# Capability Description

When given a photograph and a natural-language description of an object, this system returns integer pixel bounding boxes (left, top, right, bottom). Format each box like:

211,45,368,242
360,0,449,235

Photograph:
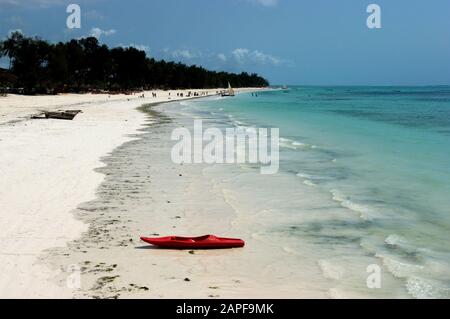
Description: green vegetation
0,32,269,95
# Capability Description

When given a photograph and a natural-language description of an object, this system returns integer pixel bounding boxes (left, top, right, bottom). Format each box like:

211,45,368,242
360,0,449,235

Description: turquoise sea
169,86,450,298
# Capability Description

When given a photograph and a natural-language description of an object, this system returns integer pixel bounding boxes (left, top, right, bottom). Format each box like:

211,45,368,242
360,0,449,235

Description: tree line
0,32,269,95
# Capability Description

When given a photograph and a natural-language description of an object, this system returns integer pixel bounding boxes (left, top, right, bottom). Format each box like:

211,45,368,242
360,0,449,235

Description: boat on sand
32,110,82,120
221,82,235,97
140,235,245,249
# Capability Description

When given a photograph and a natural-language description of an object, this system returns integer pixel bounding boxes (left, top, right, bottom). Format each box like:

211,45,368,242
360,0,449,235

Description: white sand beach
0,89,272,299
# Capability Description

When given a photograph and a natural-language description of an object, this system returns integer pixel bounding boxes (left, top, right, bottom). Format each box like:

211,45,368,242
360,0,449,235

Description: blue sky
1,0,450,85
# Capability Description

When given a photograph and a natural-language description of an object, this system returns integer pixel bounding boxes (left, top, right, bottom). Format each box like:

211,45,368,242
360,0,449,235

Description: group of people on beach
103,91,220,101
106,90,217,101
175,91,210,98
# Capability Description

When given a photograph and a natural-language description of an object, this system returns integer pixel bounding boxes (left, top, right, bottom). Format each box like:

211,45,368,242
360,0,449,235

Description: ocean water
164,86,450,298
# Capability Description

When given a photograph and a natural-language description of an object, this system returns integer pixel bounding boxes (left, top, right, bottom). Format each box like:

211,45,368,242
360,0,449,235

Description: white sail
221,82,235,97
228,82,235,96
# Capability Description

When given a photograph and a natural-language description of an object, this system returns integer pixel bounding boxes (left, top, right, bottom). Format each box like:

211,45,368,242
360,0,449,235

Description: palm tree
1,31,24,70
1,32,269,94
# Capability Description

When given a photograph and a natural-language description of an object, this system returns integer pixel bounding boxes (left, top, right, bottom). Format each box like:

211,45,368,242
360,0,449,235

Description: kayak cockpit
172,235,215,242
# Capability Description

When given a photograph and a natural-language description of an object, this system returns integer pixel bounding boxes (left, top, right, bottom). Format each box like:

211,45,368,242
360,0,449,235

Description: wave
377,253,450,298
296,172,314,179
406,277,450,299
279,137,315,150
303,180,317,187
330,189,374,221
384,234,419,258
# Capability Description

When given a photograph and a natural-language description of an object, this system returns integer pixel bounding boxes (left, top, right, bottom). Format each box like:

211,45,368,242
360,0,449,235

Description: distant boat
221,82,235,97
281,85,289,90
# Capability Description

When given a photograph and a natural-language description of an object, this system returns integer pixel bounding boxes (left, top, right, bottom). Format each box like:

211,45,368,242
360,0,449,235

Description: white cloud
246,0,279,7
231,48,249,63
231,48,281,66
156,47,286,70
171,49,199,60
89,27,116,39
252,50,281,65
217,53,227,62
120,43,150,53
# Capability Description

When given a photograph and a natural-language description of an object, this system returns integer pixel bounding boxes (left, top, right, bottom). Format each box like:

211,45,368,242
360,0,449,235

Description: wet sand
0,89,261,298
44,102,326,299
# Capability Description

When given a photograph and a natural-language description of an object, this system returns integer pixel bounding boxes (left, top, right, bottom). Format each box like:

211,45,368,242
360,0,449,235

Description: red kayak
140,235,245,249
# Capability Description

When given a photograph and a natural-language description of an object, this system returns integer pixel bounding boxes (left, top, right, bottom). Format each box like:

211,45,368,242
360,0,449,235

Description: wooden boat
140,235,245,249
221,82,235,97
44,110,82,120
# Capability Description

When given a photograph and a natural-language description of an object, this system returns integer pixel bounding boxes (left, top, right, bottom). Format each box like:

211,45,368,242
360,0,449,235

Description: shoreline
0,88,261,126
41,98,326,299
0,88,265,298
